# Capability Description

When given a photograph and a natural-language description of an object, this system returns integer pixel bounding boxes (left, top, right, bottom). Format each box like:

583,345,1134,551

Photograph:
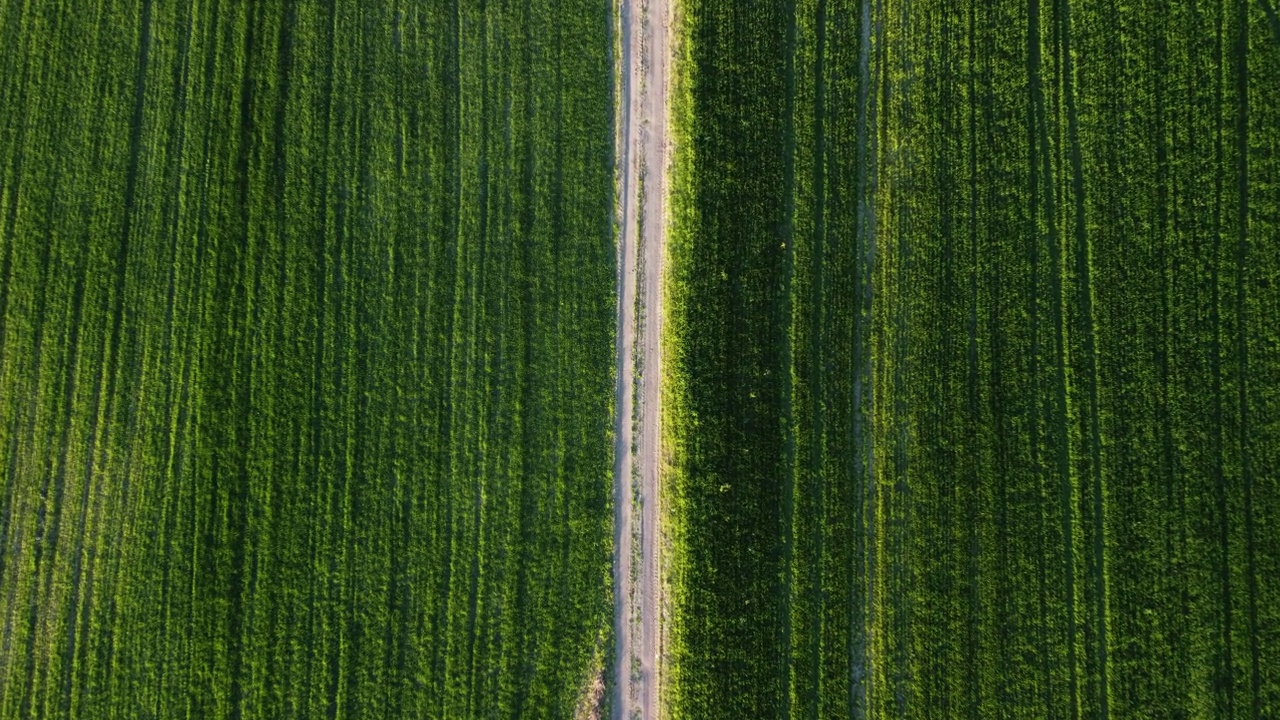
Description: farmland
0,1,615,719
664,0,1280,717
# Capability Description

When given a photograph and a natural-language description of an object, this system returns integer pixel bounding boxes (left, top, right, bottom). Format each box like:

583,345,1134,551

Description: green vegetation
0,1,615,718
664,0,1280,717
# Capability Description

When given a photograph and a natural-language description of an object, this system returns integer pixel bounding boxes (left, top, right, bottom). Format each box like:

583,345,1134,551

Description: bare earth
613,0,670,716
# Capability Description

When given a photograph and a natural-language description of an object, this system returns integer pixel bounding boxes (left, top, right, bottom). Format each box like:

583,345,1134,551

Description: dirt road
613,0,669,715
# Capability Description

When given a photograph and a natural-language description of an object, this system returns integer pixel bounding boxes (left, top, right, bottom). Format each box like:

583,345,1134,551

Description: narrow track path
613,0,670,715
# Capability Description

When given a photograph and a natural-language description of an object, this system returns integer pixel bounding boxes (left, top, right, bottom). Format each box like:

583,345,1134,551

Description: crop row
664,0,1280,717
0,1,616,719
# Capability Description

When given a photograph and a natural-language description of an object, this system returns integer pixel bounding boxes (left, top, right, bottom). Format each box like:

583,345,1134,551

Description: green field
664,0,1280,717
0,1,615,718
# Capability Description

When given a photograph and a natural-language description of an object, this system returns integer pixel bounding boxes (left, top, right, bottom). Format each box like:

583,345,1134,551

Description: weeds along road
613,0,670,715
